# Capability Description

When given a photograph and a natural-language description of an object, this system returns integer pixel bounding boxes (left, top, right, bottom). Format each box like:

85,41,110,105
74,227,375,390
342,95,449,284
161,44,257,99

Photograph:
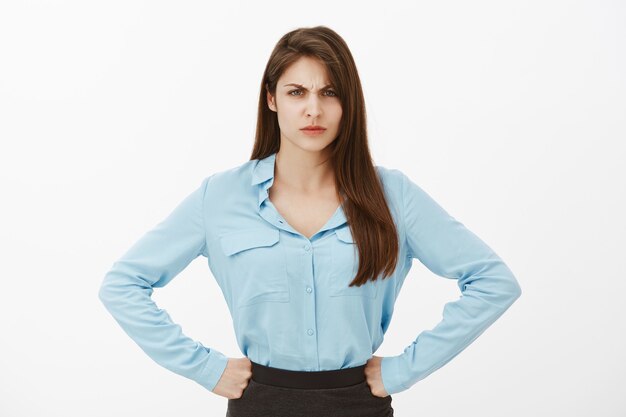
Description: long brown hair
250,26,399,287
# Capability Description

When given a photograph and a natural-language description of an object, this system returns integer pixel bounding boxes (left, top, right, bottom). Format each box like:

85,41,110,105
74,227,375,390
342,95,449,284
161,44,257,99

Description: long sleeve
380,171,522,395
98,175,229,392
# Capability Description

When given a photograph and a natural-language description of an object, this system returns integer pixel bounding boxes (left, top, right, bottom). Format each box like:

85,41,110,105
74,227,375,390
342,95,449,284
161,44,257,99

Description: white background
1,1,624,416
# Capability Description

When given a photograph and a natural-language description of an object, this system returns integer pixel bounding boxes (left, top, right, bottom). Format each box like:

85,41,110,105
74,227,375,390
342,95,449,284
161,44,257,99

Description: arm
98,175,229,392
380,171,522,395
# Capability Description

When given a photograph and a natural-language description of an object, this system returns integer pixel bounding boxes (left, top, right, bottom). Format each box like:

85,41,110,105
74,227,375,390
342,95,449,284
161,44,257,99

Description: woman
99,26,522,417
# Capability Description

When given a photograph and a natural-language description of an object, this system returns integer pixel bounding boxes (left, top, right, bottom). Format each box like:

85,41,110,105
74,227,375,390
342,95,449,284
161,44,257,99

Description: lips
300,126,326,136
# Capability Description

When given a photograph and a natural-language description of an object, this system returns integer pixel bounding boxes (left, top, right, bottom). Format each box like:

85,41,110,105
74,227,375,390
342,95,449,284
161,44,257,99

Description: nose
305,94,322,118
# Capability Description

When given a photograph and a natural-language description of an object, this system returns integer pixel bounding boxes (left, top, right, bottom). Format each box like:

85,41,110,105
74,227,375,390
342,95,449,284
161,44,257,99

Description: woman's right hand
211,357,253,399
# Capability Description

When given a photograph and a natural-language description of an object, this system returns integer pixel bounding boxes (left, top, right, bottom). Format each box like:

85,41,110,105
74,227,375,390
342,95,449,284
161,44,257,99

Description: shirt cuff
381,354,410,395
196,348,229,392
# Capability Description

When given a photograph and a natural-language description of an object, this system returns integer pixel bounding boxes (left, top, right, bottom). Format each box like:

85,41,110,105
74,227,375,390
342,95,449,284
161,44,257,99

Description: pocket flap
219,228,280,256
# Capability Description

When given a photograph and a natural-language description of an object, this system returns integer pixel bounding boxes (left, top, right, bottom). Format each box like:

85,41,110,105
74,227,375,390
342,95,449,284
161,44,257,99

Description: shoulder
374,165,432,213
202,158,259,189
373,164,412,218
375,164,410,192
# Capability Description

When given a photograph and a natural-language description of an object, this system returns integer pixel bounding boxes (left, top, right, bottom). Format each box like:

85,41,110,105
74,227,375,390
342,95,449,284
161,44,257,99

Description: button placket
301,238,318,367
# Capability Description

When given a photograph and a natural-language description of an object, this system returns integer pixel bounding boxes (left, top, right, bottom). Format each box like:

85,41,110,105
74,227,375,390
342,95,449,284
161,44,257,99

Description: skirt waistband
250,361,366,389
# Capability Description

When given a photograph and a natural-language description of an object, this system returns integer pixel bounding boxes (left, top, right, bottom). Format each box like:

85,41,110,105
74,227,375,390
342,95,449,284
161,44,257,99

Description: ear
266,88,277,112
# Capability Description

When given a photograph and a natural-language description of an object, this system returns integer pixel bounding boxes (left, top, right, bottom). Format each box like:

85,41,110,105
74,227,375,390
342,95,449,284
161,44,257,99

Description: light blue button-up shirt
98,152,522,396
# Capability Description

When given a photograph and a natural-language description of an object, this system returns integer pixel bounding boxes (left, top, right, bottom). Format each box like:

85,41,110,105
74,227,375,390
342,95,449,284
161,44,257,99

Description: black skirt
226,361,394,417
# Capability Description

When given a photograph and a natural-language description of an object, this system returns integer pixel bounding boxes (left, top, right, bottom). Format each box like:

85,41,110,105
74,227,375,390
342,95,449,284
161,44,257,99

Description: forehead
278,56,331,86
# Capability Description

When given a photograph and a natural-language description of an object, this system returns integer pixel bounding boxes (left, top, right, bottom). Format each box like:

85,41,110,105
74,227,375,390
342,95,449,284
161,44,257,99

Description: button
307,329,314,336
278,220,283,223
306,287,312,293
304,244,311,251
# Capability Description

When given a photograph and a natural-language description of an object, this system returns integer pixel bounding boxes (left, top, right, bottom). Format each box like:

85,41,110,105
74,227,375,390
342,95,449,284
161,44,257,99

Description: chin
298,140,335,153
282,131,337,153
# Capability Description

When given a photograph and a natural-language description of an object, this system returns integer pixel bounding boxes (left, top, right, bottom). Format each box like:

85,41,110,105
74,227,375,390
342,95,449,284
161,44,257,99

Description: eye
287,89,338,97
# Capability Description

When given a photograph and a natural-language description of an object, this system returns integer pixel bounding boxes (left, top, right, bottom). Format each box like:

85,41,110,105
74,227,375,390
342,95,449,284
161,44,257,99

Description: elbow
98,270,125,309
98,267,153,311
98,274,114,308
503,273,522,308
493,260,522,308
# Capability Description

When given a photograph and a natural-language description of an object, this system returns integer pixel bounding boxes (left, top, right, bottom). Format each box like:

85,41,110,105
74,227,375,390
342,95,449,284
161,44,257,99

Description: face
267,56,343,155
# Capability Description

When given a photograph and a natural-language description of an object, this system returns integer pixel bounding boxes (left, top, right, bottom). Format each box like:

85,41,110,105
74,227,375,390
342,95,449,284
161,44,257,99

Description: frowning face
267,56,343,154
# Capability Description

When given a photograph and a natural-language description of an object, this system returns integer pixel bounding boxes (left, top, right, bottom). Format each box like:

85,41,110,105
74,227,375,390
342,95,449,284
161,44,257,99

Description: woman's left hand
364,355,390,397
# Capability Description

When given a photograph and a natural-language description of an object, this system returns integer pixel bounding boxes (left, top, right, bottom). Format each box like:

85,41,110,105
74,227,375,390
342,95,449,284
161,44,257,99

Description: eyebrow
283,83,335,91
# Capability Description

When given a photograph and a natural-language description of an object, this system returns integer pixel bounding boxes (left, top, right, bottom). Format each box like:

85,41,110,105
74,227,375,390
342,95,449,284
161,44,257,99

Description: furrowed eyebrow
283,83,334,91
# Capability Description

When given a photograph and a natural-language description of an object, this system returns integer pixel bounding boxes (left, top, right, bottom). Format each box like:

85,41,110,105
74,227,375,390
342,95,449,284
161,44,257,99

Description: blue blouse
98,152,522,396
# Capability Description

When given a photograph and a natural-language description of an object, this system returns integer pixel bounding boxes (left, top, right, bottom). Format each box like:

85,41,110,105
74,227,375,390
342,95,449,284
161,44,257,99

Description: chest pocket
330,225,378,299
219,227,290,309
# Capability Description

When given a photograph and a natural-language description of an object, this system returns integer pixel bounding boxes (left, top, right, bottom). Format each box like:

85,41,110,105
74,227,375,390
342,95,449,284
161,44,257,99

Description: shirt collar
251,152,277,208
251,151,347,230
